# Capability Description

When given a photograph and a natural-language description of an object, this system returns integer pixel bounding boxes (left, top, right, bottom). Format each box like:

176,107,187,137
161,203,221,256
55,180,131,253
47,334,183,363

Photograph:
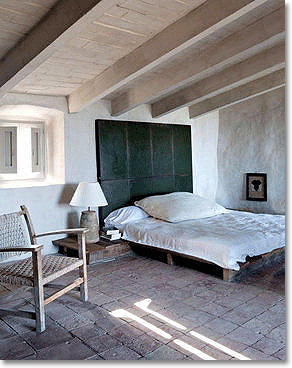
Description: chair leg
34,283,45,333
32,250,45,332
78,233,88,302
80,276,88,302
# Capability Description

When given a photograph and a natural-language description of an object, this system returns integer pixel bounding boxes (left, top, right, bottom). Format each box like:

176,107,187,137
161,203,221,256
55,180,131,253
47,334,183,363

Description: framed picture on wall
246,173,267,201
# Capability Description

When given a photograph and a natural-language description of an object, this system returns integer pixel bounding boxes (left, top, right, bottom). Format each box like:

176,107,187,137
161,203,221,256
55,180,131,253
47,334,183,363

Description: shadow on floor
130,244,285,295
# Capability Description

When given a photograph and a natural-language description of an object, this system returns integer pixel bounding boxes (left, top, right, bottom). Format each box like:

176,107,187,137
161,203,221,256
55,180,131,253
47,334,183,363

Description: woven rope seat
0,255,83,286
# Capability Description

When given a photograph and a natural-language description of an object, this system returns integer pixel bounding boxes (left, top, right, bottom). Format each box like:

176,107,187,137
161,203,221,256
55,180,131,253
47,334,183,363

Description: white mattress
117,210,285,270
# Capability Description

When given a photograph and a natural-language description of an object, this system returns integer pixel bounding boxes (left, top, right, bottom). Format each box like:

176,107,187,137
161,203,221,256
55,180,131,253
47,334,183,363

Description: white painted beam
151,42,285,117
0,0,116,98
68,0,282,113
110,6,285,116
188,69,285,118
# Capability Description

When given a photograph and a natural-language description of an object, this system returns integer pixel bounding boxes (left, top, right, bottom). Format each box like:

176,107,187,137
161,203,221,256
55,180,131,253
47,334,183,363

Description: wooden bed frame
128,240,284,281
96,119,285,282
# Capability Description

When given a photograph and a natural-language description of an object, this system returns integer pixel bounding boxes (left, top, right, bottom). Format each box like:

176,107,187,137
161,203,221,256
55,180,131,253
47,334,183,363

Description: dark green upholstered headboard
96,119,193,221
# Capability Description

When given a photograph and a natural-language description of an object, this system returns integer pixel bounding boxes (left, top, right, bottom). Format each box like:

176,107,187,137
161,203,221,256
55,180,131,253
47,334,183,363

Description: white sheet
117,210,285,270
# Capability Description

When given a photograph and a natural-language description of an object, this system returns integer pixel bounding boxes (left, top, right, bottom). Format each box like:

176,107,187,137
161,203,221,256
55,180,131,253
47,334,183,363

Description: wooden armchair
0,205,88,333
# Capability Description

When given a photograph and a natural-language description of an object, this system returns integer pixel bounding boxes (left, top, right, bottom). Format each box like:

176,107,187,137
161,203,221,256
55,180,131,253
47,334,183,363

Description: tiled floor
0,254,285,361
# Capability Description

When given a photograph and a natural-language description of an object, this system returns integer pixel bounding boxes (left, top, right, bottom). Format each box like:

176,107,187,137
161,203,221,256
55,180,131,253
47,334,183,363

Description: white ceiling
0,0,285,118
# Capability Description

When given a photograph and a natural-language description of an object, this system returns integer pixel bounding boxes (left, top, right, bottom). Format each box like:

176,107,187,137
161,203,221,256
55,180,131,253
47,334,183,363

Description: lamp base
80,210,99,243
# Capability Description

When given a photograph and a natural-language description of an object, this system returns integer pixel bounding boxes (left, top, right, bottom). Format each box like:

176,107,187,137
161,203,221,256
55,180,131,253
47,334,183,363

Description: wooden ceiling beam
188,68,285,118
151,42,285,117
0,92,68,112
0,0,116,99
111,6,284,116
68,0,280,113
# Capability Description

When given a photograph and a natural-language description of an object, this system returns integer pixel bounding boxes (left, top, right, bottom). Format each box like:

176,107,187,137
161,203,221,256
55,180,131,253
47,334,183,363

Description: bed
103,192,285,281
96,120,285,281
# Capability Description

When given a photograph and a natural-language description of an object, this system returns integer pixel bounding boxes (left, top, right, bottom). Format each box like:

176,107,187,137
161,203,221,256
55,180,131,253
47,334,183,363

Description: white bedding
117,210,285,271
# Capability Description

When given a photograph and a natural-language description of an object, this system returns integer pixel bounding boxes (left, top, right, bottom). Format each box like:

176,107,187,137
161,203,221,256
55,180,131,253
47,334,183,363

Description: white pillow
135,192,227,223
104,206,149,226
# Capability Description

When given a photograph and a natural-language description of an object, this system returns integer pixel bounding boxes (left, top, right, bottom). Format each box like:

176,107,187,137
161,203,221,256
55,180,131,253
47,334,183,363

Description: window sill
0,177,65,189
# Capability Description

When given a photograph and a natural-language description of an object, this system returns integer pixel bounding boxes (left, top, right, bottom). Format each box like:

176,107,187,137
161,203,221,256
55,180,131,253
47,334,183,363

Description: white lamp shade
70,182,108,208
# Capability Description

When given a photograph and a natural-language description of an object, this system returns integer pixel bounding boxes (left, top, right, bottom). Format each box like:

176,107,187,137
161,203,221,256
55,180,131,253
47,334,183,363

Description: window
0,121,45,182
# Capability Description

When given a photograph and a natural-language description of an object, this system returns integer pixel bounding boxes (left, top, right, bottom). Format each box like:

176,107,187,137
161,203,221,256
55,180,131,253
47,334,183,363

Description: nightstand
52,236,133,264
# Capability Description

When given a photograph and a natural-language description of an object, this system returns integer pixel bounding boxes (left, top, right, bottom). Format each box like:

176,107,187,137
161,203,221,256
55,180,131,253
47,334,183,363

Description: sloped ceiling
0,0,285,118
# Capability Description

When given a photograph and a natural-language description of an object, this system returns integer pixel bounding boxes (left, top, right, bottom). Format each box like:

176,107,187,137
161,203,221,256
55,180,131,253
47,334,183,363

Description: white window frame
0,120,46,182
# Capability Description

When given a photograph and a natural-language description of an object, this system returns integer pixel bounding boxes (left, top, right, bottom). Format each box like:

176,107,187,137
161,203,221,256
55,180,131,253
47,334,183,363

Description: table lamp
70,182,108,243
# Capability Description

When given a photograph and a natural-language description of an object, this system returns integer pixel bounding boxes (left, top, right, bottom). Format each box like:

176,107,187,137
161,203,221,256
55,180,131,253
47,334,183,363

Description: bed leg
167,253,174,265
223,268,237,282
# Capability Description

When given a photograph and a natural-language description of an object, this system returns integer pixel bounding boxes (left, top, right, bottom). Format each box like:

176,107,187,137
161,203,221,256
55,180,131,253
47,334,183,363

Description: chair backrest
20,205,37,245
0,209,29,262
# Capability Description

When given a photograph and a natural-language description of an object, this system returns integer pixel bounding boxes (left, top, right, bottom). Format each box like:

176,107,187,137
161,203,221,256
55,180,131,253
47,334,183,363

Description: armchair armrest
0,245,43,252
34,228,88,238
35,228,87,263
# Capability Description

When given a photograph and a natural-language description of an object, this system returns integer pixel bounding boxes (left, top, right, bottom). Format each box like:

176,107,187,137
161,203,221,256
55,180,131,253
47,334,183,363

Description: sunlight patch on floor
173,339,215,360
189,330,250,360
110,309,171,339
110,298,251,360
134,298,187,330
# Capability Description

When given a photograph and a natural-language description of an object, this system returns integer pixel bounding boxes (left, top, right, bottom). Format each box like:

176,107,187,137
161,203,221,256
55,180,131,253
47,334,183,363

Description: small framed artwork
246,173,267,201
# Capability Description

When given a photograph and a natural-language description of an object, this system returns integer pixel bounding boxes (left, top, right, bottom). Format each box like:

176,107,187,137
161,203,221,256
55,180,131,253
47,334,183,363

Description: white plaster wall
64,109,98,184
0,185,70,254
216,87,285,214
191,111,219,200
